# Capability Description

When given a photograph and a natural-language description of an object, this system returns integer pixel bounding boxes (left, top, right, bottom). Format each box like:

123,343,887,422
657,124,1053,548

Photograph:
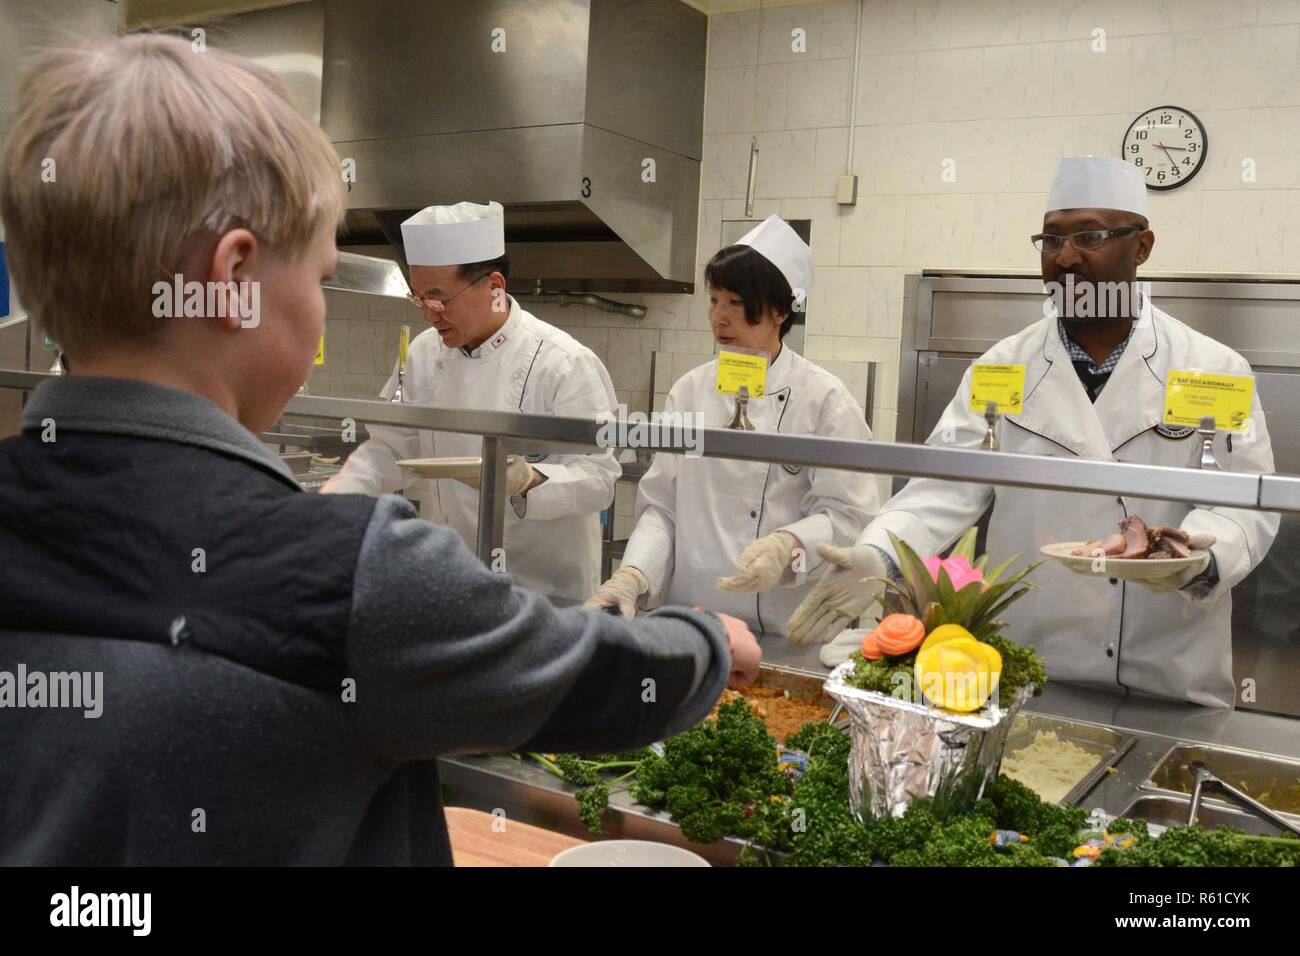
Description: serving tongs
1186,760,1300,837
391,324,412,404
726,385,755,431
825,701,851,733
980,401,1000,451
1192,416,1220,471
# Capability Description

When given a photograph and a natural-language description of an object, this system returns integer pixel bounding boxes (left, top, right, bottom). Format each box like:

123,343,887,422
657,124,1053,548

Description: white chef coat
621,345,880,637
859,299,1278,708
324,297,620,601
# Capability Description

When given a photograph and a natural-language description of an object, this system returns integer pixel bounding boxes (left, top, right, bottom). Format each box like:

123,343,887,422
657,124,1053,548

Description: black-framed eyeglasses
405,270,493,313
1030,225,1144,253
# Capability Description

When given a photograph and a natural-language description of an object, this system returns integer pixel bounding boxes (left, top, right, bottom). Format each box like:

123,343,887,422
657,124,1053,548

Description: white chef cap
735,214,814,298
1047,156,1148,218
400,201,505,266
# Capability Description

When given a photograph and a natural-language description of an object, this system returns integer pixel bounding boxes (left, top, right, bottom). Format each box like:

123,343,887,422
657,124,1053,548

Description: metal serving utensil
1193,416,1220,471
726,385,755,431
1186,760,1300,837
980,401,999,451
825,701,852,734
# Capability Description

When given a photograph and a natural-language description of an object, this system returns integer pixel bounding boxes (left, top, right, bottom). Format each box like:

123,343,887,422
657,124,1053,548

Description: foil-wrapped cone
824,660,1034,821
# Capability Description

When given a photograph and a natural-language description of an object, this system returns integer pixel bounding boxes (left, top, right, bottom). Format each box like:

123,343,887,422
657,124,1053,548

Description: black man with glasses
787,157,1277,709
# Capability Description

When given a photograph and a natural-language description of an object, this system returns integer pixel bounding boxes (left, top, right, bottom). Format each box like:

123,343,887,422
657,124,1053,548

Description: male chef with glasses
324,201,620,602
785,156,1278,709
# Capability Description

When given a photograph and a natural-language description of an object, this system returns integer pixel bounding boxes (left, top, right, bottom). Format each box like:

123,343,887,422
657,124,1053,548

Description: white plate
1039,542,1209,582
549,840,710,868
394,456,482,480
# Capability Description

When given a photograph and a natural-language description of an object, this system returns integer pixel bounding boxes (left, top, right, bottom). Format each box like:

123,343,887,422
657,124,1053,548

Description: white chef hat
1046,156,1149,218
735,214,814,298
400,201,505,266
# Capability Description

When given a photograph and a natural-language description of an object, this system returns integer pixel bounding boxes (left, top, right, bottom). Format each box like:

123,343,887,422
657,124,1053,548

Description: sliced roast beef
1067,520,1214,561
1072,530,1128,557
1118,515,1150,559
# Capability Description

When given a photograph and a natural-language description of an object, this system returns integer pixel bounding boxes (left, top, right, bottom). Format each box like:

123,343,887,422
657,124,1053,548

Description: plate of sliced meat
1041,516,1215,581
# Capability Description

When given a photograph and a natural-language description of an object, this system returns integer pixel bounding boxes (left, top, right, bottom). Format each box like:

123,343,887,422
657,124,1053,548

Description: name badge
969,363,1025,414
1162,369,1254,433
398,324,411,373
716,348,768,398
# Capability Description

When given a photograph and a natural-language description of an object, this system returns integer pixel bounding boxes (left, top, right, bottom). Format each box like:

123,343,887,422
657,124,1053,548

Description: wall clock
1122,106,1207,190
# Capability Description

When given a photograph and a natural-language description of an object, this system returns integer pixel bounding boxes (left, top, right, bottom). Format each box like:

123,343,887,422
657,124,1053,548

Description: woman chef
586,216,879,637
785,157,1278,708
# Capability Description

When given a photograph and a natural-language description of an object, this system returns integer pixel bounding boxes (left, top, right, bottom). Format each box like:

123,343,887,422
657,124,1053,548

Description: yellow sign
314,334,325,366
716,350,768,397
398,324,411,373
969,364,1026,415
1163,369,1254,432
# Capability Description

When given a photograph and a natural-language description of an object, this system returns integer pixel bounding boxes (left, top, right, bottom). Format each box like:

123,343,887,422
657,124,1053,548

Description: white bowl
548,840,710,867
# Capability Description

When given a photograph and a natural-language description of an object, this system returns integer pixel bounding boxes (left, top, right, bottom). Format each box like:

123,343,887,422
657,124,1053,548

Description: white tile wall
567,0,1300,454
314,289,413,398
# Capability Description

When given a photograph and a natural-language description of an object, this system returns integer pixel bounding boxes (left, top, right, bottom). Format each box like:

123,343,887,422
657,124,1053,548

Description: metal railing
4,367,1299,567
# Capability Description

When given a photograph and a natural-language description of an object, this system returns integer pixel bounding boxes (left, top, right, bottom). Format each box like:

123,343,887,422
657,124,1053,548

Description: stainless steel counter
441,632,1300,862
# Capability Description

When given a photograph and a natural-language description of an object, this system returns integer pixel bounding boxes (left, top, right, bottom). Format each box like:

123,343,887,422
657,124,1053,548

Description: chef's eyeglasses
405,270,493,313
1031,225,1144,253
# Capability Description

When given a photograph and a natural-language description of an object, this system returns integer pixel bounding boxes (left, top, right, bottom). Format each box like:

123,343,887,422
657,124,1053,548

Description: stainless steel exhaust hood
323,0,706,294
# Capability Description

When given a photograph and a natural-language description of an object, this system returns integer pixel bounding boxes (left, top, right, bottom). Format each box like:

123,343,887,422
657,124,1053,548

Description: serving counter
438,637,1300,865
2,369,1297,863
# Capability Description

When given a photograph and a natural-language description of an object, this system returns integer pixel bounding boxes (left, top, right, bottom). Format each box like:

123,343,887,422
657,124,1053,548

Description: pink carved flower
923,554,985,592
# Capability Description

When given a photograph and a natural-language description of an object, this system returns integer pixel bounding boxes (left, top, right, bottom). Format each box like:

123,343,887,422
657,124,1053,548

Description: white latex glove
455,456,537,497
716,532,798,593
820,627,868,668
786,543,887,646
1134,551,1211,593
584,566,649,618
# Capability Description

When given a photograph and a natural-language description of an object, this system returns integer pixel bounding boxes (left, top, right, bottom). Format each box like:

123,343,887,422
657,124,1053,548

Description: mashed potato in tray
1001,730,1100,805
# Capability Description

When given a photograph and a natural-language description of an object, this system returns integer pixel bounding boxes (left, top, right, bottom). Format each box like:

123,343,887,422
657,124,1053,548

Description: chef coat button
750,510,758,519
1108,577,1118,585
1106,646,1115,658
777,394,785,402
